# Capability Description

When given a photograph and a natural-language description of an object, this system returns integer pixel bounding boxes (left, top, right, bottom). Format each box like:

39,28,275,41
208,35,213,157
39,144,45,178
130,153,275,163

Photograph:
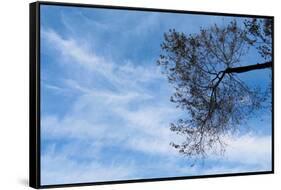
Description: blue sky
40,5,272,185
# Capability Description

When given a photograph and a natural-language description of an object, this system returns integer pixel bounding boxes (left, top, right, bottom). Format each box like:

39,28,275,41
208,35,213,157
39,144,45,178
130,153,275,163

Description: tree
157,19,272,160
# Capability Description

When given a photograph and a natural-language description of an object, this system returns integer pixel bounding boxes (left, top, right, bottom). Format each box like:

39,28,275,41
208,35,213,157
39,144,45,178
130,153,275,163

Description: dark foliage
244,18,272,60
157,19,272,160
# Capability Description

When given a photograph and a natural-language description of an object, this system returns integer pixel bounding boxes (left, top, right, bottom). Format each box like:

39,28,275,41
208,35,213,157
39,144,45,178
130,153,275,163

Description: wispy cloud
42,28,162,89
41,28,183,184
41,150,135,185
223,134,271,166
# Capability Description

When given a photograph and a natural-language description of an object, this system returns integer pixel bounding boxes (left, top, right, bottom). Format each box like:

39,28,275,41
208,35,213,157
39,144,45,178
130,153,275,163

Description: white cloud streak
223,134,271,167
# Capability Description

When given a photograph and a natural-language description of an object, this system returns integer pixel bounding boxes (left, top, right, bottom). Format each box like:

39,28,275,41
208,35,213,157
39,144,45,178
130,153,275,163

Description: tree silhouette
157,19,272,160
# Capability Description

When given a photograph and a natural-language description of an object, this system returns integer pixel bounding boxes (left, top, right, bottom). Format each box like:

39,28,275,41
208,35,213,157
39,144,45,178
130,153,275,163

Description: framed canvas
29,1,274,188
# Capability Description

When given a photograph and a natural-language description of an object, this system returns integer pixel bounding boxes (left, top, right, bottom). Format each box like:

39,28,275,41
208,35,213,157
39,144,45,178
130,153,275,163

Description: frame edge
29,1,40,189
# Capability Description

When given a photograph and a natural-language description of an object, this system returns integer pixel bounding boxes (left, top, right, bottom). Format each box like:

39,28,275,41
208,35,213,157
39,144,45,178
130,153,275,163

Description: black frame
29,1,274,189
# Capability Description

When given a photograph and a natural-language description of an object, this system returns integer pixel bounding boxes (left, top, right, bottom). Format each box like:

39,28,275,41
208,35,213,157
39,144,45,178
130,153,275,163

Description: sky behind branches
40,5,272,185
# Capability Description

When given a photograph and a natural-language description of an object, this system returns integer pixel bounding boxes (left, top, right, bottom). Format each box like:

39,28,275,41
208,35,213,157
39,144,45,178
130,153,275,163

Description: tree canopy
157,18,272,160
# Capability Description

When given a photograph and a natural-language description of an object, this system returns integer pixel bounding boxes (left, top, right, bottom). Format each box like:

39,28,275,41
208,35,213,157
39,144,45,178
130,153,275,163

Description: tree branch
225,61,272,74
